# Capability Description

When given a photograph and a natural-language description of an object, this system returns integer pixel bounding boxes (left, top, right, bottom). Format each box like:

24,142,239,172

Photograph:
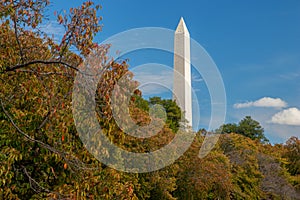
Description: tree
237,116,268,143
0,1,143,199
283,136,300,193
217,116,269,143
148,97,182,132
174,132,233,200
217,123,238,134
284,136,300,176
257,153,299,199
220,134,264,199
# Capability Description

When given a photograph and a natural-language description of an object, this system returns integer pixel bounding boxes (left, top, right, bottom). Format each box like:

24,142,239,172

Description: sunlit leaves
0,0,49,29
56,1,103,56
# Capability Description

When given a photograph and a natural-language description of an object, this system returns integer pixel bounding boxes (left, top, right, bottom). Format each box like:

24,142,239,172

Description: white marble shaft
173,17,192,127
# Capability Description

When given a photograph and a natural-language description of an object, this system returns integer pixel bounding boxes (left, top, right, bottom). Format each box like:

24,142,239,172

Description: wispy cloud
192,74,203,82
270,107,300,126
40,21,65,42
132,69,173,96
279,72,300,80
234,97,287,109
264,123,300,143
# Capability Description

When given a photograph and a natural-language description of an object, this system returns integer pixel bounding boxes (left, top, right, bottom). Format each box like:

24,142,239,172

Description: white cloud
229,106,300,143
270,107,300,126
234,97,287,109
138,81,172,96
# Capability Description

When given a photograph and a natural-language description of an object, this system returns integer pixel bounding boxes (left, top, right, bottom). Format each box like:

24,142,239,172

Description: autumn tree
0,0,143,199
284,136,300,176
283,136,300,193
173,133,233,200
219,134,264,199
257,153,299,199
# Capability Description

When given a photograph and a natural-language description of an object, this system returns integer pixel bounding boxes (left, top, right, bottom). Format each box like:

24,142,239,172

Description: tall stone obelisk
173,17,192,127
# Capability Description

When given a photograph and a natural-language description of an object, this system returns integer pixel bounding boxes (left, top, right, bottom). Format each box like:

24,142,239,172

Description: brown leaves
1,0,102,68
57,14,63,24
1,0,49,29
54,1,103,56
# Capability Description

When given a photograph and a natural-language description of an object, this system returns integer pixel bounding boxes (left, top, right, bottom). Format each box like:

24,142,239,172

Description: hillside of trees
1,1,299,199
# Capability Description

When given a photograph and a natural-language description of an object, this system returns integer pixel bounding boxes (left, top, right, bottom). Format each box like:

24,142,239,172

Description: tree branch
21,165,67,198
5,60,79,72
0,98,62,155
1,98,97,171
12,4,25,63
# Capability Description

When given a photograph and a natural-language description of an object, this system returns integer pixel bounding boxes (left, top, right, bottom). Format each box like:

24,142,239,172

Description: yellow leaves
2,147,22,163
57,14,63,24
29,1,34,7
289,174,300,184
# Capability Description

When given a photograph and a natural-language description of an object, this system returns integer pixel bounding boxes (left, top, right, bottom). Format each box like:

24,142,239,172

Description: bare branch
1,98,62,155
17,69,74,78
12,15,25,63
5,60,79,72
1,98,98,171
22,165,67,198
36,110,51,130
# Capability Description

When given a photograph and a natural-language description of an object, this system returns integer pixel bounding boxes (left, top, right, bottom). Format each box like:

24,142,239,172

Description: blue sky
47,0,300,143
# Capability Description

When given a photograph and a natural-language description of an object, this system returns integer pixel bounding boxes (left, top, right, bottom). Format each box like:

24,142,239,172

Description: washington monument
173,17,192,127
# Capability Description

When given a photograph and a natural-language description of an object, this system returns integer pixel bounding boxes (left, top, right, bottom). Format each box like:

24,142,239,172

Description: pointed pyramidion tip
175,17,190,35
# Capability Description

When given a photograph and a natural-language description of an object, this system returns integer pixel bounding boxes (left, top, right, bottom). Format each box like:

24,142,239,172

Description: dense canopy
0,1,299,199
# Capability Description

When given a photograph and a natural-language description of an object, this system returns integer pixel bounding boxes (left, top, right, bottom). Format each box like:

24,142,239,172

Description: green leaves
218,116,269,143
0,0,299,199
284,137,300,176
148,97,182,132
